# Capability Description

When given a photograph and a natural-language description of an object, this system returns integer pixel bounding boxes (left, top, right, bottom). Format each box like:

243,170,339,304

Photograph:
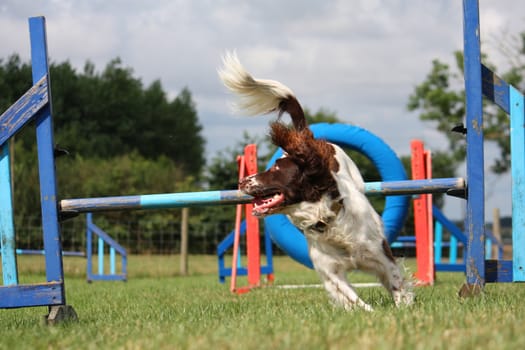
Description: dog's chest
285,201,379,269
304,223,359,252
304,225,363,269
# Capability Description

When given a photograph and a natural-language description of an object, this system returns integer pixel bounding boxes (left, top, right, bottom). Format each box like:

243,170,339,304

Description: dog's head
240,122,340,216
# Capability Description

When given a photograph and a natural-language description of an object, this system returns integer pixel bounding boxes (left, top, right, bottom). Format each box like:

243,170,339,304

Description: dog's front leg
309,244,373,311
318,269,373,312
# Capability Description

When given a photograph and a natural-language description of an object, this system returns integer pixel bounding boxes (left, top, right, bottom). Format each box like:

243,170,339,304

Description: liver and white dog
219,53,413,311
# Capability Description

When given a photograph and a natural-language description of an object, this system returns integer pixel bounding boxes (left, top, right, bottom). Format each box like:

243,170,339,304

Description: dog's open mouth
251,192,285,216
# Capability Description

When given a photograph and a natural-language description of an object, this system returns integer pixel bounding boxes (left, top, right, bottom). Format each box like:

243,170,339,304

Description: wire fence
12,215,433,257
13,214,270,255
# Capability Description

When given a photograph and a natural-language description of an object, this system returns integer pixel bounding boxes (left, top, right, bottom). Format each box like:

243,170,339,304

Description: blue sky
1,0,524,220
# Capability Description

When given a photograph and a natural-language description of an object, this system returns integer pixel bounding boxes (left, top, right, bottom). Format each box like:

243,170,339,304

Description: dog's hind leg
360,240,414,307
378,260,414,307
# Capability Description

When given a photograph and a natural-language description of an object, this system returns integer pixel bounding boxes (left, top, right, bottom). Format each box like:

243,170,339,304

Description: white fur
267,146,414,310
218,51,295,116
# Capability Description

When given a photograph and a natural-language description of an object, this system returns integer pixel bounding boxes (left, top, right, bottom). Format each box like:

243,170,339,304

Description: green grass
1,255,525,349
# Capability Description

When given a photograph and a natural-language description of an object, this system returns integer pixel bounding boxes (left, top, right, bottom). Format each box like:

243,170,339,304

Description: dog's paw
393,289,415,307
340,300,374,312
361,303,374,312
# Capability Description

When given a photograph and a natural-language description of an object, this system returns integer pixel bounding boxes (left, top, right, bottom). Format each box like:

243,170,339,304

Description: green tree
408,32,525,174
167,88,205,174
1,54,206,249
0,55,206,175
0,55,32,110
407,55,466,168
304,107,340,124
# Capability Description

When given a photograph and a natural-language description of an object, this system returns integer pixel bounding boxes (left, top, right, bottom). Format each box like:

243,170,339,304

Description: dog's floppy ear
270,121,340,200
270,122,336,173
270,122,314,166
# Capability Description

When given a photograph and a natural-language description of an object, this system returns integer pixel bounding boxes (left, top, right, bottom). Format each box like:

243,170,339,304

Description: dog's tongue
252,193,284,216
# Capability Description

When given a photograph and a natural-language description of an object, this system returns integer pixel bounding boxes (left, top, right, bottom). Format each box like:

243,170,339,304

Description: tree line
2,54,207,249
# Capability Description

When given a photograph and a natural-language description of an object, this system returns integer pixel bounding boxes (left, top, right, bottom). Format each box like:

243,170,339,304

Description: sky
1,0,524,221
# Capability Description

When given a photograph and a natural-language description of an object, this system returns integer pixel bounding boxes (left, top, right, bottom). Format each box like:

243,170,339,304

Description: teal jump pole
59,178,465,214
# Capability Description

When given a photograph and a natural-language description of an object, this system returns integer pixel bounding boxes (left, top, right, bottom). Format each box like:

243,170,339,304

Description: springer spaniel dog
218,53,413,311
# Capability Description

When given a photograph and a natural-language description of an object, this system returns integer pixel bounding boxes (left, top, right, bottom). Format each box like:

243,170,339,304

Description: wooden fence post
180,207,189,276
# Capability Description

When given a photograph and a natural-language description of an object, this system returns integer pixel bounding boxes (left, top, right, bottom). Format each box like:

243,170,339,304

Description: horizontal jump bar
59,177,465,214
365,177,465,196
60,190,253,214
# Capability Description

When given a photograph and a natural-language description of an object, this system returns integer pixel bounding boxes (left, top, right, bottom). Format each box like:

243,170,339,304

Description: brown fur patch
269,122,340,202
382,239,396,263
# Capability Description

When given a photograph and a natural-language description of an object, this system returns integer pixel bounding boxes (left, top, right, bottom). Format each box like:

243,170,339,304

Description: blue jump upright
0,17,77,323
86,213,128,282
462,0,525,290
462,0,486,293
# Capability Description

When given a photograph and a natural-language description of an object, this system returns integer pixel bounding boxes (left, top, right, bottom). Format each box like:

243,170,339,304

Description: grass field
1,254,525,349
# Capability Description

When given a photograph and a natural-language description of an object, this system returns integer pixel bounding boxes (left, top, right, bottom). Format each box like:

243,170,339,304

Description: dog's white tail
218,52,307,130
